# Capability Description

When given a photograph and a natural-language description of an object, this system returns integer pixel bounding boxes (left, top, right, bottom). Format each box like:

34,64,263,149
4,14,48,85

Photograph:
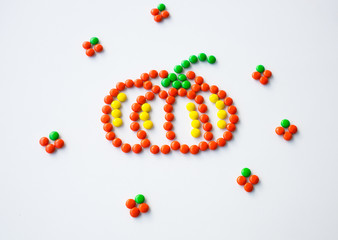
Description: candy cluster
82,37,103,57
125,194,149,218
150,3,170,22
252,65,272,85
236,168,259,192
275,119,298,141
39,131,64,154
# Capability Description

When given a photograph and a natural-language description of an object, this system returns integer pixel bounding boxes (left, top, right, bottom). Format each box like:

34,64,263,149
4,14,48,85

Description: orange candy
125,79,134,88
204,132,213,141
137,96,146,105
178,88,187,96
275,126,285,135
168,88,178,97
152,85,161,94
132,144,142,153
249,175,259,185
227,123,236,132
200,114,209,123
180,144,189,154
163,122,173,131
259,76,268,85
165,113,174,121
140,73,149,81
283,132,292,141
199,141,208,151
54,139,64,149
170,141,180,150
161,145,170,154
143,81,152,90
288,125,298,134
217,138,226,147
223,131,233,141
263,70,272,78
149,70,158,78
210,85,219,94
159,70,168,78
103,123,113,132
195,76,204,85
94,44,103,52
186,71,196,79
116,82,125,91
198,104,208,113
229,115,239,124
208,141,218,150
86,48,95,57
130,207,140,218
166,96,175,104
201,83,209,91
126,199,136,209
159,90,168,99
217,90,226,99
105,132,115,141
82,41,91,49
224,97,233,106
154,14,162,22
187,90,196,100
45,144,55,153
102,105,111,114
130,122,140,131
39,137,49,146
151,8,159,16
252,72,261,80
129,112,139,121
134,79,143,88
145,91,155,100
203,122,213,131
150,145,160,154
161,10,169,18
227,105,237,114
109,88,119,97
139,203,149,213
191,84,201,92
137,130,147,139
141,139,151,148
131,103,141,112
121,143,131,153
112,138,122,147
195,95,204,104
244,183,253,192
237,176,246,185
164,104,173,113
190,145,199,154
166,131,176,140
104,95,113,104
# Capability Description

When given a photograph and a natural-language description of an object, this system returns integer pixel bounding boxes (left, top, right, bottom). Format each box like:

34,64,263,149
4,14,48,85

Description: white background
1,0,338,239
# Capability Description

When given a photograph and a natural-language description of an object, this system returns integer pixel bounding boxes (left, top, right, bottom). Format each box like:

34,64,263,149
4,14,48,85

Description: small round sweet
190,145,199,154
161,78,171,87
116,82,125,91
191,84,201,92
161,145,170,154
237,176,246,186
181,60,190,68
94,44,103,52
161,10,169,18
165,113,174,121
86,48,95,57
180,144,189,154
289,125,298,134
228,106,237,114
152,85,161,94
201,83,209,91
106,132,115,140
210,85,219,94
143,120,153,129
143,81,152,90
249,175,259,185
215,100,225,110
101,114,110,123
111,109,122,118
217,138,226,147
104,95,113,104
209,141,218,150
151,8,159,16
204,132,213,141
163,104,173,113
145,92,154,100
110,88,119,97
54,139,64,149
275,126,285,135
174,65,183,73
209,94,219,103
195,76,204,85
139,203,149,213
137,130,147,139
191,128,201,138
126,199,136,209
111,100,121,109
203,122,212,131
112,138,122,147
244,183,253,192
82,41,91,49
168,88,178,97
227,123,236,132
224,97,233,106
198,104,208,113
163,122,173,131
191,120,201,128
281,119,290,128
187,90,196,99
121,143,131,153
130,122,140,131
186,103,196,111
141,139,150,148
198,53,207,61
135,194,145,204
132,144,142,153
103,123,113,132
90,37,99,45
113,118,123,127
186,71,196,79
217,90,226,99
154,14,162,22
200,114,209,123
130,112,139,121
39,137,49,146
137,96,146,105
172,81,182,89
207,55,216,64
178,74,187,81
217,120,227,129
168,73,177,81
150,145,160,154
189,55,198,63
49,131,59,141
223,131,233,141
159,70,168,78
256,65,265,73
134,79,143,88
170,141,180,150
141,103,151,113
130,207,140,218
263,70,272,78
241,168,251,177
166,96,175,104
283,132,292,141
189,111,199,120
259,76,268,85
157,3,166,11
149,70,158,78
195,95,204,104
252,72,261,80
166,131,176,140
199,141,208,151
229,115,239,124
181,81,191,89
45,144,55,153
217,110,227,119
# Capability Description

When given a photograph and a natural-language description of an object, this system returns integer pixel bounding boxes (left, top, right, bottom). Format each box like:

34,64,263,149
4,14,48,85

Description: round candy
178,74,187,81
143,120,153,129
154,14,163,22
126,199,136,209
161,145,170,154
249,175,259,184
45,144,55,153
150,145,160,154
140,112,149,121
117,93,127,102
151,8,159,16
49,131,59,141
275,126,285,135
130,207,140,218
94,44,103,52
54,139,64,149
191,128,201,138
141,103,151,112
281,119,290,128
90,37,99,45
217,110,227,119
39,137,49,146
241,168,251,177
256,65,265,73
186,103,196,111
157,3,166,11
139,203,149,213
111,109,121,118
207,55,216,64
161,10,169,18
217,120,227,129
141,139,150,148
190,145,199,154
135,194,145,204
189,55,198,63
82,41,91,49
209,94,219,103
180,144,189,154
172,81,182,89
181,60,190,68
170,141,180,150
198,53,207,61
237,176,246,186
132,144,142,153
260,76,268,85
252,72,261,80
244,183,253,192
182,81,191,89
86,48,95,57
161,78,171,87
166,131,176,140
289,125,298,134
121,143,131,153
111,100,121,109
191,120,201,128
130,122,140,131
283,132,292,141
168,73,177,81
113,118,123,127
174,65,183,73
189,111,199,120
263,70,272,78
215,100,225,110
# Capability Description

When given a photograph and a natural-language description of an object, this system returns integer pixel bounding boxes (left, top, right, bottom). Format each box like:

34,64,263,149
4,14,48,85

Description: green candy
168,73,177,82
189,55,198,63
90,37,99,45
135,194,145,204
174,65,183,73
256,65,265,73
281,119,290,128
241,168,251,177
49,131,59,141
181,60,190,68
198,53,207,61
161,78,171,87
207,55,216,64
172,81,182,89
182,81,191,89
178,74,187,81
157,3,166,11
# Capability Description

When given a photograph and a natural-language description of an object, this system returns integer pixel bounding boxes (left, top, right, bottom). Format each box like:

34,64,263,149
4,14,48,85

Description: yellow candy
191,128,201,138
191,120,201,128
143,120,153,129
141,103,151,112
111,109,122,118
111,100,121,109
189,111,199,120
215,100,225,110
113,118,123,127
217,120,227,129
117,93,127,102
139,112,149,121
209,94,219,103
186,102,196,111
217,110,227,119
